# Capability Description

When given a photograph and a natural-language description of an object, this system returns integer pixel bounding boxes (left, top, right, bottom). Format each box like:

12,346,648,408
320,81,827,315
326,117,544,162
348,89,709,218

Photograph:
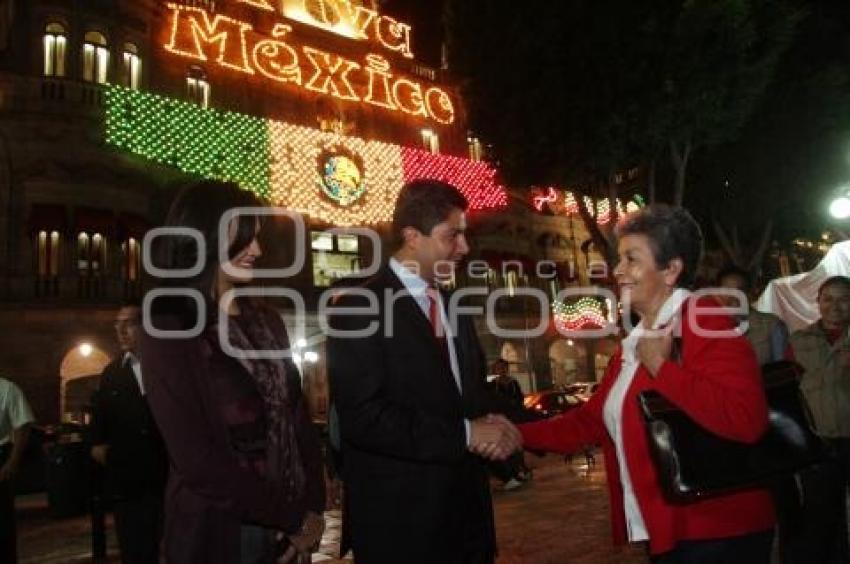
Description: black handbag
638,359,825,502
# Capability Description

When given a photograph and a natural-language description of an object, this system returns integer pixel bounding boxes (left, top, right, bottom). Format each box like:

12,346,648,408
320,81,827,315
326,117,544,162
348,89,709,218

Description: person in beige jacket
786,275,850,563
715,265,789,365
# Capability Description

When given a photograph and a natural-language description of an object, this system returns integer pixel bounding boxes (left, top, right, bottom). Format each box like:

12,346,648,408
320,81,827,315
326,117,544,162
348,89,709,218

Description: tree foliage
446,0,803,266
446,0,801,194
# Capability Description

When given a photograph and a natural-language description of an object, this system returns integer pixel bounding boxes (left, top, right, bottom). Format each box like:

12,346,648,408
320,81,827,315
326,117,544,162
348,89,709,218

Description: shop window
43,22,67,77
83,31,109,84
121,237,141,282
122,42,141,89
77,231,107,298
77,231,106,275
311,231,362,287
421,129,439,154
35,230,61,296
187,66,210,108
467,135,483,161
506,270,518,297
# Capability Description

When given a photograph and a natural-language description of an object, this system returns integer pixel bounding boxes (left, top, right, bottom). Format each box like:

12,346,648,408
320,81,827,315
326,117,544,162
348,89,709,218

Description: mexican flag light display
104,85,508,225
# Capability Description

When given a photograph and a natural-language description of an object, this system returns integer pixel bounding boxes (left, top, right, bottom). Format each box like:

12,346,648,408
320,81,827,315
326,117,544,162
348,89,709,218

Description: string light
532,187,558,211
104,85,506,226
563,191,579,214
302,46,361,101
104,85,271,198
164,3,255,75
392,77,428,117
267,120,406,226
530,189,644,224
253,24,302,85
424,87,455,125
552,297,607,331
375,15,414,59
161,3,453,125
363,54,397,110
237,0,275,11
400,148,509,211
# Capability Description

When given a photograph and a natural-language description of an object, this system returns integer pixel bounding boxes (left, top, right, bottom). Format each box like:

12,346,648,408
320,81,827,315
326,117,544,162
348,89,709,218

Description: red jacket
520,296,776,555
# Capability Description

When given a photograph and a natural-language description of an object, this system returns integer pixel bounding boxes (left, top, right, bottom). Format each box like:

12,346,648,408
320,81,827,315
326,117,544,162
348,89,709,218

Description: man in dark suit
327,179,523,564
90,301,167,564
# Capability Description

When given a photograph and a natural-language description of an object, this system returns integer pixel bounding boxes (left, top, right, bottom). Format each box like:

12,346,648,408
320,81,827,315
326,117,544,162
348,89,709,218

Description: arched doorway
549,339,585,388
59,342,111,422
593,338,619,381
498,341,533,393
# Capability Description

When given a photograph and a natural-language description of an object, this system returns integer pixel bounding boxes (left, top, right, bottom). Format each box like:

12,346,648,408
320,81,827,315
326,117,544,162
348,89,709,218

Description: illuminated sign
276,0,413,56
163,3,454,125
104,86,506,226
530,187,642,224
319,151,366,206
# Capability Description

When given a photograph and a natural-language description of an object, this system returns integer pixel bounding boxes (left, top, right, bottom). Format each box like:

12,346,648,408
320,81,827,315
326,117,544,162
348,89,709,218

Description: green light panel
104,85,271,198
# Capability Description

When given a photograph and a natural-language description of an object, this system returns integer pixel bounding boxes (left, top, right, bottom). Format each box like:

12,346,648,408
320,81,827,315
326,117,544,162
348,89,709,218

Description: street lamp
829,196,850,220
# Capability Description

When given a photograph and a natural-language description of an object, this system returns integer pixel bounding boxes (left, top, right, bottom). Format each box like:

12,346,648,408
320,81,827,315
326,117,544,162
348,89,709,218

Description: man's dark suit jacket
90,357,168,499
328,265,518,564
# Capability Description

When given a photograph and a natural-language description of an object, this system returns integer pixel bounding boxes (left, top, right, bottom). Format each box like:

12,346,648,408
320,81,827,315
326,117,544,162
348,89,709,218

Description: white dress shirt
0,377,35,445
602,288,691,543
389,258,470,442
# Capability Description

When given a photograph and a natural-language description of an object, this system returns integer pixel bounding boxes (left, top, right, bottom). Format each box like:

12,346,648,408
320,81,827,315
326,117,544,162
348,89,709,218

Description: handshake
469,414,523,461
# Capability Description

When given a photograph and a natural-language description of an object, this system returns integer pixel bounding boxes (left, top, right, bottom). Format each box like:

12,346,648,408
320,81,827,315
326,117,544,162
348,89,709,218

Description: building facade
0,0,616,425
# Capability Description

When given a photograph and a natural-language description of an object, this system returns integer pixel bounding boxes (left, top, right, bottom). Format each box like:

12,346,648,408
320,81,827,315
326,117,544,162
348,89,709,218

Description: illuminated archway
59,342,111,421
549,339,584,388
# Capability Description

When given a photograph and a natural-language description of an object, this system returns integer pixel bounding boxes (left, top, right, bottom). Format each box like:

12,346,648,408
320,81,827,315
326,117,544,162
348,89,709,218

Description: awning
117,213,150,240
74,207,116,237
28,204,67,234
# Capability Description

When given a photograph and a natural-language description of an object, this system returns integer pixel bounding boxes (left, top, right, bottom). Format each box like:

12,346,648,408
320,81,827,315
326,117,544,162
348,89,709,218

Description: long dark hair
153,180,264,293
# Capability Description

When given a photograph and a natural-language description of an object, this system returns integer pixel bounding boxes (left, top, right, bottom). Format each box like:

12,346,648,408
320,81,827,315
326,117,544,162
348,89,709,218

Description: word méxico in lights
164,3,455,125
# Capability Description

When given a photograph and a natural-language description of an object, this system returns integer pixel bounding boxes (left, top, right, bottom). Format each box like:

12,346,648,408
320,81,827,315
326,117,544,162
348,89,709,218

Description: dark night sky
380,0,446,67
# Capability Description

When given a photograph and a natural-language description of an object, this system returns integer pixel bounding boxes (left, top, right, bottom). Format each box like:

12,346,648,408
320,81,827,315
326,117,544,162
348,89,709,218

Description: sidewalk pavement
19,453,647,563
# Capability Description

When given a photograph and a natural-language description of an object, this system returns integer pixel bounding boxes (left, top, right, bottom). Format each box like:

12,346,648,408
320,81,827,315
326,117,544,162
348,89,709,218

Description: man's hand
278,511,325,563
469,414,522,460
0,461,17,482
90,444,109,466
636,328,673,377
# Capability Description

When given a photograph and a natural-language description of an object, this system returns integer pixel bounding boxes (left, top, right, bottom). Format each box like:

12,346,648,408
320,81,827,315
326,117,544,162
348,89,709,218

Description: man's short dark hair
818,275,850,298
615,204,704,288
391,179,468,249
716,265,751,291
118,298,144,319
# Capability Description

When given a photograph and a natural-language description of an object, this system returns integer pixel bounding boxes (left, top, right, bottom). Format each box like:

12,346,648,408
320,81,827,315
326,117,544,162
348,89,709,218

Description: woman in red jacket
520,204,775,563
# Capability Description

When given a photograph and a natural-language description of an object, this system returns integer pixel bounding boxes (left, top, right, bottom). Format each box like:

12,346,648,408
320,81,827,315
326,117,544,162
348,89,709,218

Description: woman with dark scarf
140,181,325,563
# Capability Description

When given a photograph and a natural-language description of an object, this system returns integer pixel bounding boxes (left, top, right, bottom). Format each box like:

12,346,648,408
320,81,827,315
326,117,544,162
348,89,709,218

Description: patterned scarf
210,298,307,502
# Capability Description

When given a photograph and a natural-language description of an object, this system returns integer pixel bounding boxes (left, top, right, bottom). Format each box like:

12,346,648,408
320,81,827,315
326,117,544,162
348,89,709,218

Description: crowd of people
2,178,850,564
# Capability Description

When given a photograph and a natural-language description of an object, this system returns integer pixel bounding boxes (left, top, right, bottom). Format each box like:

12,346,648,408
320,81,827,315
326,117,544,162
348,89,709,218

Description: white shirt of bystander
0,377,35,445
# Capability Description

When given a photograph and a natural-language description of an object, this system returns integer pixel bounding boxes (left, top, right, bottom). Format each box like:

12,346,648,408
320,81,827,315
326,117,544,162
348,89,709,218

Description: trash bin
45,430,91,518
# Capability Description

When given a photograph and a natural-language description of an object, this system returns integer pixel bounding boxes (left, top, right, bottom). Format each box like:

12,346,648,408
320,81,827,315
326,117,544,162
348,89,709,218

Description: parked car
523,391,583,419
562,382,599,402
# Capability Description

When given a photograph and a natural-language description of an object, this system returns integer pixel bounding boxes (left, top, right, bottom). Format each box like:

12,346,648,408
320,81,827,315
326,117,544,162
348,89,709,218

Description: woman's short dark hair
391,179,468,249
615,204,704,288
152,180,264,294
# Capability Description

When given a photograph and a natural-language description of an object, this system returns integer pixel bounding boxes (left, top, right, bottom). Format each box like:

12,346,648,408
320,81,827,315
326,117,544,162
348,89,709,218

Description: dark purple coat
140,309,325,564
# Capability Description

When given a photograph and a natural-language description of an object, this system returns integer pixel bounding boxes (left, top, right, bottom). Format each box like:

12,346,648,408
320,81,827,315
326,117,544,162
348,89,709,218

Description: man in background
90,301,167,564
715,265,789,364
